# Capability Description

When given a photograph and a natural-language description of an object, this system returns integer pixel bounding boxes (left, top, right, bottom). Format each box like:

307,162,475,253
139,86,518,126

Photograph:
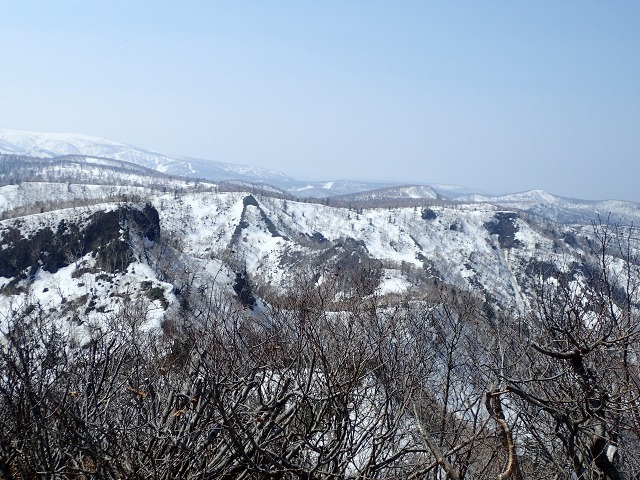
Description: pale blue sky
2,1,639,201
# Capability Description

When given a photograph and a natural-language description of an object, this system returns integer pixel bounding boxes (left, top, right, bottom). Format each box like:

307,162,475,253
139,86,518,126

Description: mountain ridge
0,129,468,198
2,129,639,226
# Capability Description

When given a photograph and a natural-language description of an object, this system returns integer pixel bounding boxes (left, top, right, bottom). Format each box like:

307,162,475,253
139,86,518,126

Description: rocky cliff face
0,203,159,279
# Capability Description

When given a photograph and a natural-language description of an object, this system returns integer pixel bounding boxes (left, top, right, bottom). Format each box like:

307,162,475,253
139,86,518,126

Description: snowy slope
0,129,293,185
2,178,638,341
0,155,222,216
330,184,441,202
0,129,195,174
459,189,640,225
150,191,600,313
0,182,150,215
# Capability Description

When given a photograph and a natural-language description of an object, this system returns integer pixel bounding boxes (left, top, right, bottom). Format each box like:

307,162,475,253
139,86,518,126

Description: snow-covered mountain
0,155,638,480
2,166,638,334
329,184,441,203
2,128,640,226
0,129,197,174
2,134,639,478
0,128,296,186
0,129,470,199
459,189,640,225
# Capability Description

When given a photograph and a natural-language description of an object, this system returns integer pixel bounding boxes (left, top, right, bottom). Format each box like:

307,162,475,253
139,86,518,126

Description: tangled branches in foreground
1,225,639,479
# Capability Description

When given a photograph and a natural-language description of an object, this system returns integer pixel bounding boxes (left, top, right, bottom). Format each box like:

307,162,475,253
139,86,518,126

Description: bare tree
1,222,638,478
494,222,640,479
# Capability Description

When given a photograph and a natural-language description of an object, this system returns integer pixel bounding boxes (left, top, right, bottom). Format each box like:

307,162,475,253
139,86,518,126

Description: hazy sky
2,1,639,201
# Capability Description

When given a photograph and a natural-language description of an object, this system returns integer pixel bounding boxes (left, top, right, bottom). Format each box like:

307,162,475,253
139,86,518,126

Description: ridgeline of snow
5,129,637,217
0,129,293,186
0,131,433,198
458,189,640,225
333,185,441,202
0,129,194,174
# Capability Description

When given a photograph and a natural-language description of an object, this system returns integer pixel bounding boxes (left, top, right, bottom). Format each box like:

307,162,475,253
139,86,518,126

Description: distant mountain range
0,129,394,197
1,128,639,225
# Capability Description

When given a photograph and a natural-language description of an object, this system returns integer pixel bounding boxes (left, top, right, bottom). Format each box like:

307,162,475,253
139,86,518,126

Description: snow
0,252,176,336
147,191,579,313
457,189,640,225
377,269,412,295
0,129,197,177
3,176,639,337
0,129,298,187
0,202,120,240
